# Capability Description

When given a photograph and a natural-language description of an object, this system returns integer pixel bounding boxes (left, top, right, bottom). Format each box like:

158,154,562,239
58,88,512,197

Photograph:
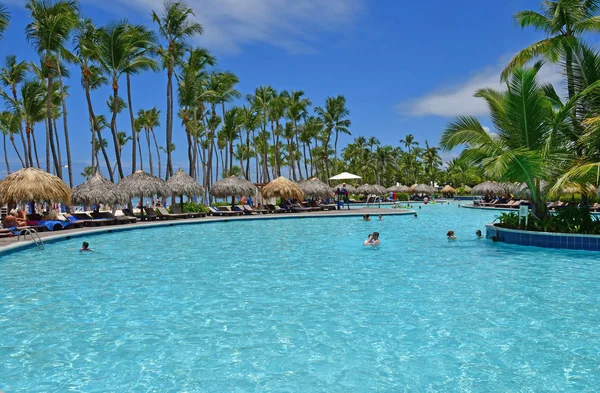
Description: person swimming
378,214,383,221
447,230,458,240
363,232,380,246
414,213,418,218
363,214,371,221
475,230,483,238
80,241,92,252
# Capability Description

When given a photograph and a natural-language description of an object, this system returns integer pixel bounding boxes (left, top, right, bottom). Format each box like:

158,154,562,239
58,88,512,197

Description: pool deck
0,208,415,253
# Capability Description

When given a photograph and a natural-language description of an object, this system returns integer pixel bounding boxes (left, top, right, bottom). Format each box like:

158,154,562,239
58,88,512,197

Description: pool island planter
486,223,600,251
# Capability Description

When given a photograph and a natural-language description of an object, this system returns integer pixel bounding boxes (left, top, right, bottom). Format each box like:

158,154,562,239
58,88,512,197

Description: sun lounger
289,203,311,212
91,211,137,224
71,212,114,227
266,204,286,213
156,207,188,219
171,206,204,218
218,206,244,216
145,207,171,220
208,206,239,216
302,202,321,211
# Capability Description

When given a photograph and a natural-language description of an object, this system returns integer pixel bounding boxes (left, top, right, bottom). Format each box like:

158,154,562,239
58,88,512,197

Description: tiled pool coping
0,209,416,256
485,223,600,251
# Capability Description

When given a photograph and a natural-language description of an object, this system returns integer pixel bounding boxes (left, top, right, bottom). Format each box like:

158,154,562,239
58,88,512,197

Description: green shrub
173,201,209,213
396,193,409,201
497,205,600,234
558,193,599,203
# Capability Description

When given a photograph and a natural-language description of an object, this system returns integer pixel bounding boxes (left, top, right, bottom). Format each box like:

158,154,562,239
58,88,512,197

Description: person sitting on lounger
80,241,92,252
3,213,19,228
15,209,27,226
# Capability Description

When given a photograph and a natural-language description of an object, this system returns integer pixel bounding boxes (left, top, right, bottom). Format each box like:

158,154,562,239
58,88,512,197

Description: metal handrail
17,228,44,250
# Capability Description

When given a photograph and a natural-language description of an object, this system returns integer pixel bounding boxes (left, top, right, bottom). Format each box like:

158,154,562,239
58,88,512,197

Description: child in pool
80,241,92,252
363,232,380,246
447,231,458,240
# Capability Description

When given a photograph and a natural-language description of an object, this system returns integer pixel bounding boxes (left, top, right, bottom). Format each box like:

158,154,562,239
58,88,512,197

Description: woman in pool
363,232,380,246
475,230,483,238
447,230,458,240
363,214,371,221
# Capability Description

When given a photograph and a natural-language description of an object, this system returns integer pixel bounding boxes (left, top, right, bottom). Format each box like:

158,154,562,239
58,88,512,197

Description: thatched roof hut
373,184,388,194
463,185,472,192
118,170,168,200
440,185,456,194
410,184,435,194
299,178,334,200
210,176,256,199
72,172,123,206
167,169,205,198
334,183,357,194
262,176,304,200
356,184,378,195
387,185,410,193
471,181,505,196
0,167,71,205
550,182,597,197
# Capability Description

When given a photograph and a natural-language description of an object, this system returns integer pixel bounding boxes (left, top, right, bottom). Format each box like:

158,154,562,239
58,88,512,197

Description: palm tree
440,63,580,218
19,79,46,168
249,86,275,182
315,95,351,178
423,140,442,185
95,21,154,180
502,0,600,104
0,111,20,173
374,145,397,185
283,90,311,180
73,18,107,177
0,3,10,41
222,106,242,175
25,0,78,182
124,24,158,174
0,55,30,166
153,1,203,179
399,134,418,183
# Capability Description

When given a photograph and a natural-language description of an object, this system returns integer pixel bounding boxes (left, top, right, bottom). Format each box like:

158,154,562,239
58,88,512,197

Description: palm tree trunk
126,73,137,174
11,86,28,167
165,55,174,179
137,133,143,170
10,136,24,168
308,143,314,177
56,56,73,187
3,133,10,174
333,130,339,176
45,70,60,177
45,117,50,171
303,142,309,179
151,128,161,178
96,128,114,181
25,125,34,167
53,118,62,173
83,70,99,174
146,128,153,176
245,130,251,180
110,80,125,180
31,130,40,168
288,139,296,181
239,133,245,177
261,114,270,182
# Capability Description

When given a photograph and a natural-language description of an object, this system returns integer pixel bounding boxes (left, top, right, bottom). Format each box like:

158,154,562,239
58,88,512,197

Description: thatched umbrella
210,175,256,205
373,184,388,195
262,176,304,201
118,170,168,215
410,184,435,194
167,168,205,212
463,185,472,192
440,185,456,194
299,178,334,200
0,167,71,206
471,181,505,196
334,183,357,194
356,184,378,195
72,172,123,208
387,185,410,193
550,182,597,197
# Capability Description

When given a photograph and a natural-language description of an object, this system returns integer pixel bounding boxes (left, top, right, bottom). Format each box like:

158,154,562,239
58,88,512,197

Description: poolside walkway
0,208,414,252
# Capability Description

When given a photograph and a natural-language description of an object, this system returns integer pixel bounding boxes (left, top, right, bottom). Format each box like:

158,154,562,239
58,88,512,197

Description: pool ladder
18,228,44,250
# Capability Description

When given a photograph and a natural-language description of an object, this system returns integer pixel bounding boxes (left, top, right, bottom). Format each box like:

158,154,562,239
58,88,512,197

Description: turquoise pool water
2,203,600,392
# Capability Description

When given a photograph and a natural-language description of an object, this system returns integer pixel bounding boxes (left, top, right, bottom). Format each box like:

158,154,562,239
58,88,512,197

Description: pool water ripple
2,203,600,392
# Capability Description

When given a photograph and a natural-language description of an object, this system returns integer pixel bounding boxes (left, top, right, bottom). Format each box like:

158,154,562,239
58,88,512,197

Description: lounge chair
243,205,267,214
145,207,171,220
218,206,244,216
156,207,187,219
302,202,321,212
208,206,238,216
171,206,204,218
70,212,114,227
91,211,137,224
266,204,286,213
289,203,311,212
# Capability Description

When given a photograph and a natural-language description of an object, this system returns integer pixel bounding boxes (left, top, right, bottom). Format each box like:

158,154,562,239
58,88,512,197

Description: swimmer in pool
475,230,483,238
80,241,92,252
363,232,380,246
447,230,458,240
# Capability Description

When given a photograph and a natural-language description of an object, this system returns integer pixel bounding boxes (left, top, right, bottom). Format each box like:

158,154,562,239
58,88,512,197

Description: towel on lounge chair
38,220,70,231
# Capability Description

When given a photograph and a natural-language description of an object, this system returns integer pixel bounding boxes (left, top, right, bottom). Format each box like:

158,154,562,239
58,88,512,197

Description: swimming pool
2,203,600,391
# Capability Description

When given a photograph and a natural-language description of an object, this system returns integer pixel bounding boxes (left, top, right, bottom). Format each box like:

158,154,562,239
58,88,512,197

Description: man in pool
476,230,483,238
363,232,380,246
363,214,371,221
80,242,92,252
378,214,383,221
447,230,458,240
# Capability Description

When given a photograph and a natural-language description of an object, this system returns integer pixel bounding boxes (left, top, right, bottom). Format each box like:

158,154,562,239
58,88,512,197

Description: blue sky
1,0,554,183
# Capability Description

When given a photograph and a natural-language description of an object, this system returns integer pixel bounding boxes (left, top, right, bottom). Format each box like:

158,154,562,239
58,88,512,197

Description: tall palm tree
502,0,600,103
441,63,581,218
249,86,275,182
124,24,158,174
19,79,46,168
315,95,351,178
399,134,418,183
0,55,29,166
0,3,9,41
25,0,78,182
153,1,203,179
284,90,311,180
0,111,20,173
423,140,442,185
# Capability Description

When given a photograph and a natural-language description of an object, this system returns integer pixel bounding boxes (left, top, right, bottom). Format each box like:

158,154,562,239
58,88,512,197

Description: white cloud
83,0,363,54
398,60,564,117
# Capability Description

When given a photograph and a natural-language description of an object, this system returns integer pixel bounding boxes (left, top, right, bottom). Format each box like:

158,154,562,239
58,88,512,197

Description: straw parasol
356,184,378,195
440,185,456,194
210,176,256,204
0,167,71,205
410,184,435,194
387,185,410,193
262,176,304,200
299,178,334,200
462,185,472,192
118,170,168,215
372,184,388,195
167,168,205,211
471,181,506,195
334,183,357,194
72,172,123,207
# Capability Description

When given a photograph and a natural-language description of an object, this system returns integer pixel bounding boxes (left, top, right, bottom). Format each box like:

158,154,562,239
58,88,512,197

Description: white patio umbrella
329,172,362,181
